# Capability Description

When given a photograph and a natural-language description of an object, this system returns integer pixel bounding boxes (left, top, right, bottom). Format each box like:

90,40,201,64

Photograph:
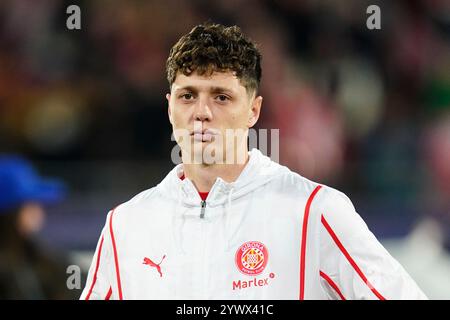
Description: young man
81,23,427,300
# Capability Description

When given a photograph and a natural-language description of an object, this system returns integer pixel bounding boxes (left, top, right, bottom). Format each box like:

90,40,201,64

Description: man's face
167,70,262,164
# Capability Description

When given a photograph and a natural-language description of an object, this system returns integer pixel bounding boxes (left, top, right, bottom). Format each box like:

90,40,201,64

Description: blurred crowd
0,0,449,298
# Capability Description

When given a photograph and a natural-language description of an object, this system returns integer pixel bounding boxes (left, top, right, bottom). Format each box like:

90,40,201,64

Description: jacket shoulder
110,186,160,217
273,169,323,196
274,169,355,209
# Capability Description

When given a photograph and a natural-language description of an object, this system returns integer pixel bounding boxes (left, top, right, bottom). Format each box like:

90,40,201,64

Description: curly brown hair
166,22,262,95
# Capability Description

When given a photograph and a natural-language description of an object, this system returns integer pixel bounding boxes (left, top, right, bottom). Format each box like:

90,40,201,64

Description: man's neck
182,152,249,193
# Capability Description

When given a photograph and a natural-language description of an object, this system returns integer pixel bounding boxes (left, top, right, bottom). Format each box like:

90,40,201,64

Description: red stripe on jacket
299,185,322,300
321,215,386,300
110,209,124,300
319,270,346,300
85,235,105,300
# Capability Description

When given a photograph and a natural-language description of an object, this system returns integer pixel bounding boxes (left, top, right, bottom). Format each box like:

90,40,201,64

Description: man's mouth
191,129,218,142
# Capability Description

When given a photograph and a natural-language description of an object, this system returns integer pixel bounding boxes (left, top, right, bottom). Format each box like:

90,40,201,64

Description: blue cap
0,155,67,212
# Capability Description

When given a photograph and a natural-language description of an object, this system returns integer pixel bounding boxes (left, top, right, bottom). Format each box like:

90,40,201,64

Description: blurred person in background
0,155,77,299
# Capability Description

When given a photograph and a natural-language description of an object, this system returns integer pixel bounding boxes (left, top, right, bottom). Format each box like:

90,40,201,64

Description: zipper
200,200,206,219
199,200,207,296
200,213,208,298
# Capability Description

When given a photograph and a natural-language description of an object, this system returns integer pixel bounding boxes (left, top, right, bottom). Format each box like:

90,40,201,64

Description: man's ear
248,95,263,128
166,93,173,125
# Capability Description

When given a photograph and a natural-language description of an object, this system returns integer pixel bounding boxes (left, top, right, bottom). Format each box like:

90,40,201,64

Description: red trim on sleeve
110,209,124,300
85,235,105,300
104,286,112,300
299,185,322,300
319,270,346,300
321,215,386,300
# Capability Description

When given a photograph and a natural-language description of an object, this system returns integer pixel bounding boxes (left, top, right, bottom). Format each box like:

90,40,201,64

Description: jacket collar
159,148,286,207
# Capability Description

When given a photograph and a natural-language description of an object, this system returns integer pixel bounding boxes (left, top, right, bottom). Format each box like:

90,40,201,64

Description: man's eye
216,95,229,102
180,93,193,100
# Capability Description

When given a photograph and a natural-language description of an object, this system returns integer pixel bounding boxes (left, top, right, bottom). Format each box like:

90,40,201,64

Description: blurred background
0,0,449,299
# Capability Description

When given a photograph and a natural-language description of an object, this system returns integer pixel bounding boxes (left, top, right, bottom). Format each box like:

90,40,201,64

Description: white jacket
80,149,427,300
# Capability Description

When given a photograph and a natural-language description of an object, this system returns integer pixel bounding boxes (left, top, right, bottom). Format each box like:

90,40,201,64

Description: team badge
235,241,268,276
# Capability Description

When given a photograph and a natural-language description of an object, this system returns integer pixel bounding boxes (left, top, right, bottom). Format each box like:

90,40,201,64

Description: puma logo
142,255,166,277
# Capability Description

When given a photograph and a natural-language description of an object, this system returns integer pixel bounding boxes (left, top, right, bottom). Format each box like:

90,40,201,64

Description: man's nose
194,98,212,121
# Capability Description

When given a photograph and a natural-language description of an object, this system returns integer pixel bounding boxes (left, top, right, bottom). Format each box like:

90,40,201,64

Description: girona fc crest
235,241,268,276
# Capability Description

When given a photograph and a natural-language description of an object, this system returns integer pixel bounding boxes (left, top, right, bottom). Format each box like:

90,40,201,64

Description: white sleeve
80,211,114,300
318,190,427,300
